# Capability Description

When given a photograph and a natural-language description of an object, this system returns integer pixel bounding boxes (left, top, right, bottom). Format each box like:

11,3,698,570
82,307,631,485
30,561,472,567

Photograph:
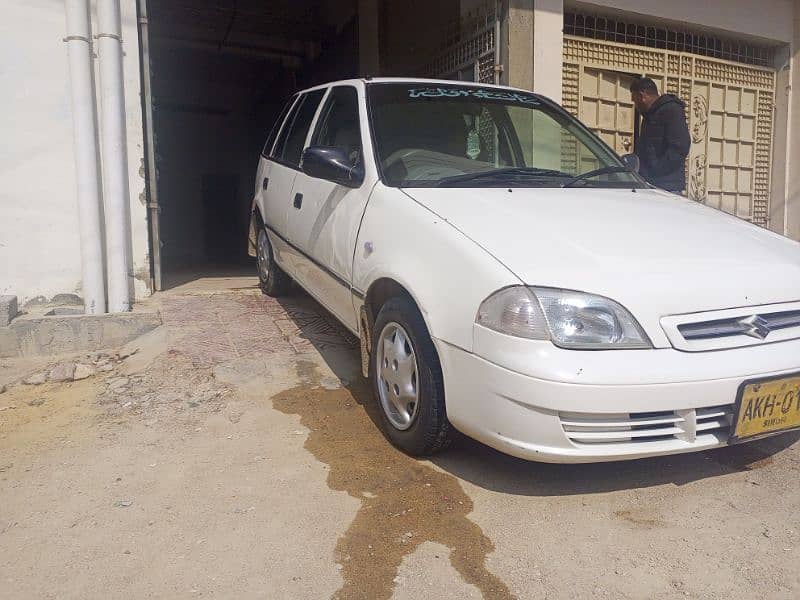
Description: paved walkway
159,287,356,366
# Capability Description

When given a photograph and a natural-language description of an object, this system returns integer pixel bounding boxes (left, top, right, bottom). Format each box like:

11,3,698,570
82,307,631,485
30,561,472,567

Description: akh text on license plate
731,374,800,443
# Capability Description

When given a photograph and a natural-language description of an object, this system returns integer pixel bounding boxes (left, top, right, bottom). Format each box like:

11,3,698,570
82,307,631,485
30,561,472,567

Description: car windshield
367,82,646,188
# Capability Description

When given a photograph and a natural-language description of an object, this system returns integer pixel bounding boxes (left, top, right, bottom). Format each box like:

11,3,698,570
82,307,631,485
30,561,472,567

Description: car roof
293,77,545,100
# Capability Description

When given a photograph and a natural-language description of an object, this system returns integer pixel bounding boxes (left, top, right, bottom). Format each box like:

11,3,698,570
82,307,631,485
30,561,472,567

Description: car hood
402,187,800,346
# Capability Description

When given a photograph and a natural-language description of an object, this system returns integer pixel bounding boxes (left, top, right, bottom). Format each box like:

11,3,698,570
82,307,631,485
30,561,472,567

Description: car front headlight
476,286,651,349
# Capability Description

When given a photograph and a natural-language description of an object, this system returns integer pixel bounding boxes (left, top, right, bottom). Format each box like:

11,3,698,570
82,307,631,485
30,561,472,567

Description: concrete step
0,304,162,358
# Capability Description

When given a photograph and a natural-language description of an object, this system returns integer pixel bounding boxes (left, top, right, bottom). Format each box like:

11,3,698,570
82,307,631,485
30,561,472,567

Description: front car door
288,84,373,331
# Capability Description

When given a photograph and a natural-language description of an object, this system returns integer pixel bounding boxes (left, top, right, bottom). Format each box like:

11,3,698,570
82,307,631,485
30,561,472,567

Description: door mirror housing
300,146,364,188
620,153,640,173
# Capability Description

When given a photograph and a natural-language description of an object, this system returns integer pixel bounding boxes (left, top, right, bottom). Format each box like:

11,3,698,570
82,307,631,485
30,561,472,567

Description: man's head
630,77,660,113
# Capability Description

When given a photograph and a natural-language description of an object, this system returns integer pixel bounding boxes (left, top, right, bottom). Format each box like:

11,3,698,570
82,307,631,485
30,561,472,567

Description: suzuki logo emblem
737,315,771,340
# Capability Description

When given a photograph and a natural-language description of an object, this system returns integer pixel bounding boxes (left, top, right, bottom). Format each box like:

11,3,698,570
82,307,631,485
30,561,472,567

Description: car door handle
262,177,269,190
293,193,303,209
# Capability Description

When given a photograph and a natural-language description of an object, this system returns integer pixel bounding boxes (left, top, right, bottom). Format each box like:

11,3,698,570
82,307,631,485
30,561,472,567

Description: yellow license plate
731,373,800,443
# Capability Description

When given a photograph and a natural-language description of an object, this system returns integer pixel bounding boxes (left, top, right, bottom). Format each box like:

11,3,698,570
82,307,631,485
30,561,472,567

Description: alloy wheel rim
257,230,271,282
376,322,420,430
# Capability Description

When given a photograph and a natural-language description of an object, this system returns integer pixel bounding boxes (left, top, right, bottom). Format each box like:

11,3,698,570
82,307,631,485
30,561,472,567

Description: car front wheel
372,296,451,456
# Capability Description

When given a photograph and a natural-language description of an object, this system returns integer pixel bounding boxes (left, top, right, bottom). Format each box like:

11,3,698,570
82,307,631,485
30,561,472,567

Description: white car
249,77,800,463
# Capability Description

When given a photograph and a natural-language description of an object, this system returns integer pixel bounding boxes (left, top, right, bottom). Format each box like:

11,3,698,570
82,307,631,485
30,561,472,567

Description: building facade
1,0,798,309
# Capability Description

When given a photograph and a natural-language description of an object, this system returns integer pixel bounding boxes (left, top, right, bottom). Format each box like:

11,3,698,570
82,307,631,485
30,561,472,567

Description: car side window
274,89,326,167
312,86,362,165
271,96,302,161
262,95,298,157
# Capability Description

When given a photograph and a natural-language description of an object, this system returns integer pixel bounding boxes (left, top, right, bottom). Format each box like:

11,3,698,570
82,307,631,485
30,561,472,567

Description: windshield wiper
435,167,573,187
560,166,632,188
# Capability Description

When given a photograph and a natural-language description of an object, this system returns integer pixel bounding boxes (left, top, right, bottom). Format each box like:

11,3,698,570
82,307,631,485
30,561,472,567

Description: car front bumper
435,331,800,463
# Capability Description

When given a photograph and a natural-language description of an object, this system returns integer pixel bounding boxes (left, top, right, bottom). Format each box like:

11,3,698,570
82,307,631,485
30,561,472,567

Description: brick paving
159,291,358,367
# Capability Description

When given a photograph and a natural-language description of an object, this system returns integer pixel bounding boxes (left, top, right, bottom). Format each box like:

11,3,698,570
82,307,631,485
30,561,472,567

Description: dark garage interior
144,0,465,289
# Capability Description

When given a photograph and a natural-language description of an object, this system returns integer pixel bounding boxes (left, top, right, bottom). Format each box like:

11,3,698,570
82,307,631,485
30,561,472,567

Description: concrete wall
0,0,148,305
502,0,534,89
787,5,800,241
121,0,149,302
770,45,792,235
533,0,564,103
575,0,794,44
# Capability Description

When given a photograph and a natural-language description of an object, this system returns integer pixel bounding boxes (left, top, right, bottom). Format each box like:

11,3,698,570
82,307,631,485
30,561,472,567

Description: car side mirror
621,153,640,173
300,146,364,188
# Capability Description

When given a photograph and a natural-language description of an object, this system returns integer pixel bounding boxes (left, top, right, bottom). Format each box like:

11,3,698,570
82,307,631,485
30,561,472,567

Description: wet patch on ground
613,509,666,529
272,375,514,600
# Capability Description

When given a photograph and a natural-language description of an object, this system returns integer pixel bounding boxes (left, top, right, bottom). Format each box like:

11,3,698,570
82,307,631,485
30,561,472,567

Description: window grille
564,12,776,67
422,1,498,83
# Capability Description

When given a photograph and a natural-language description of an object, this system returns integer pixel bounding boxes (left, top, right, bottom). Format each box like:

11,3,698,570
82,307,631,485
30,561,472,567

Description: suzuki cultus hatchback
248,78,800,463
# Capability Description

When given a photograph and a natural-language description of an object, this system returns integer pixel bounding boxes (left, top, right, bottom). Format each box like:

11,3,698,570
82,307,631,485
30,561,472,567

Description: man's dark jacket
636,94,691,192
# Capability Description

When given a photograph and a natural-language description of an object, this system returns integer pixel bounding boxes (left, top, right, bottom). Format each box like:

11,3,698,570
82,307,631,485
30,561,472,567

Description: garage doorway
141,0,468,290
143,1,359,290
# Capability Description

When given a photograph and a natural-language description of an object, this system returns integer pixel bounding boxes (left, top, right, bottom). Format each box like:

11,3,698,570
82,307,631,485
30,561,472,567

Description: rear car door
251,95,295,260
288,85,369,331
261,89,326,274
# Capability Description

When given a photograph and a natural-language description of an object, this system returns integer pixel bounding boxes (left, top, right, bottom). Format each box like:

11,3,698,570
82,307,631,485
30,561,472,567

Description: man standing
629,77,691,193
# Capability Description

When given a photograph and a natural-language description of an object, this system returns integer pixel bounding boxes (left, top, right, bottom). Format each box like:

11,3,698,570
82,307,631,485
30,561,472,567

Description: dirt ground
1,282,799,599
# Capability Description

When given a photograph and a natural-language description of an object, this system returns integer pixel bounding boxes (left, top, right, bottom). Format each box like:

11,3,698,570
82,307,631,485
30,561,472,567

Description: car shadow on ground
430,430,800,496
278,289,800,497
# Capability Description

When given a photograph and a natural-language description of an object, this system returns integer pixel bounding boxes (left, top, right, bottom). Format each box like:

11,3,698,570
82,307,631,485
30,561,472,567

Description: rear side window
262,96,297,157
274,89,326,167
271,98,301,160
312,86,362,165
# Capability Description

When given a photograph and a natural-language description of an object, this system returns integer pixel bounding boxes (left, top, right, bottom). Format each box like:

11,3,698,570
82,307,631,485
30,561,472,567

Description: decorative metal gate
423,4,499,85
578,67,637,155
562,35,777,227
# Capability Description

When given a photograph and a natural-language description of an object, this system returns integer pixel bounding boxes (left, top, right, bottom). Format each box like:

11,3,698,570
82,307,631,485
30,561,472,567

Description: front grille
679,310,800,341
661,303,800,351
560,405,733,445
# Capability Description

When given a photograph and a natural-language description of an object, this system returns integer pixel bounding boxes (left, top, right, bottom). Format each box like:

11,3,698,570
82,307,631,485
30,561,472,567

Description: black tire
371,296,451,456
256,226,291,297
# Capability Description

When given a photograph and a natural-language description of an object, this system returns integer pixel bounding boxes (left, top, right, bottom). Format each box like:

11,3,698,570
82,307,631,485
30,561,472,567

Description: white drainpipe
97,0,132,312
64,0,106,315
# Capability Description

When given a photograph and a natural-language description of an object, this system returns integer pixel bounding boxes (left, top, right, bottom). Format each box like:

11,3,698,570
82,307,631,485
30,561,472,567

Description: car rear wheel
372,296,451,456
256,228,291,297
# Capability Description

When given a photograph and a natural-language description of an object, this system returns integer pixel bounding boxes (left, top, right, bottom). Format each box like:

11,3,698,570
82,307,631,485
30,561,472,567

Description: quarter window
262,95,297,157
271,96,301,161
312,86,362,165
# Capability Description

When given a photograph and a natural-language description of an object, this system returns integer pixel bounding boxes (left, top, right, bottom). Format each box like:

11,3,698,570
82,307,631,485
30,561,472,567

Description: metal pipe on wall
97,0,133,312
64,0,106,315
